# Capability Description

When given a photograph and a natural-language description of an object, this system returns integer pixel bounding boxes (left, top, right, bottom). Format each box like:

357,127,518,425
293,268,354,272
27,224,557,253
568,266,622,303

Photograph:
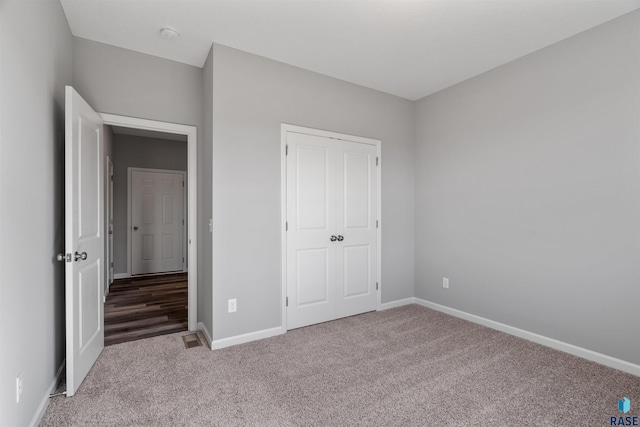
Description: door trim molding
280,124,382,331
105,156,114,296
100,113,198,331
127,167,187,276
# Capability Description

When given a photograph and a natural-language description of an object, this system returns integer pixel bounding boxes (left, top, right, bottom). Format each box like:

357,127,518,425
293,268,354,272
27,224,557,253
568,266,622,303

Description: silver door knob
337,235,344,241
330,235,337,241
74,251,88,261
133,226,139,231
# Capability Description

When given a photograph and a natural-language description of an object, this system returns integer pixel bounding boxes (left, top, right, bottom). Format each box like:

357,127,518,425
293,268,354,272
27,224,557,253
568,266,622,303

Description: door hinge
182,181,185,187
286,221,288,231
103,296,106,303
376,157,379,166
376,282,379,291
182,219,185,225
182,257,185,264
376,220,379,229
285,145,288,156
110,262,114,267
286,297,289,307
56,253,72,262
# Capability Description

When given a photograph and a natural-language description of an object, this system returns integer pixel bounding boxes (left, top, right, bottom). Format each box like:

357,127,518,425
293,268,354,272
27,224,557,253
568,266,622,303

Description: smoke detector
160,27,179,40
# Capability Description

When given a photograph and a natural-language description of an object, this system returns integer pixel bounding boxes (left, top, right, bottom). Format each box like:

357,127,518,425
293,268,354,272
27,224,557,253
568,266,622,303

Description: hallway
104,273,188,346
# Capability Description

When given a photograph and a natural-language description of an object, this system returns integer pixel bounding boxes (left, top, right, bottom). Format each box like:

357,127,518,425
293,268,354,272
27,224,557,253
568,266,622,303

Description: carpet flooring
41,305,639,426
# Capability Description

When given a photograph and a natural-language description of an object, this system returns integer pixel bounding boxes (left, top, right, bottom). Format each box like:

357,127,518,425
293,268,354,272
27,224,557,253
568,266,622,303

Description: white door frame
280,124,382,330
100,113,198,331
127,167,188,275
106,156,114,293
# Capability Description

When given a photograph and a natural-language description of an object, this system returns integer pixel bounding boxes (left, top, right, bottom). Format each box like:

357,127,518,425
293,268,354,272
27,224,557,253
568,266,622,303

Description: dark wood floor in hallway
105,273,188,346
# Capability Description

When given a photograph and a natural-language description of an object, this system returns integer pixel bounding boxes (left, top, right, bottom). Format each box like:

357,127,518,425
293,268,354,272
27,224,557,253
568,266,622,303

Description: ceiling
60,0,640,101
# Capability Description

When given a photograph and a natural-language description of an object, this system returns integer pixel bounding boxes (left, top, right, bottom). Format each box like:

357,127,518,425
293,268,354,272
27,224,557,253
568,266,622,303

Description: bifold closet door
286,132,337,329
335,140,378,319
286,131,377,330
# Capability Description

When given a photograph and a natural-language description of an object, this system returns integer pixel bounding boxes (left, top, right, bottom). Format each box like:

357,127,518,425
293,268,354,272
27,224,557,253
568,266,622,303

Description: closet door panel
343,151,371,229
335,141,378,318
286,132,336,329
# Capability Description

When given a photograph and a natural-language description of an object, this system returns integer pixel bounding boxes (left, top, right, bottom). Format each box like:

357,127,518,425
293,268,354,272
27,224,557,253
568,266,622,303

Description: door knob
133,226,139,231
74,251,88,261
337,235,344,241
330,235,337,242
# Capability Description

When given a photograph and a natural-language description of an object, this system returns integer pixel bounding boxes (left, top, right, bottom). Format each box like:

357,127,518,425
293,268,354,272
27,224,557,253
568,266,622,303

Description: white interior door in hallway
285,126,380,330
107,157,114,288
130,169,185,275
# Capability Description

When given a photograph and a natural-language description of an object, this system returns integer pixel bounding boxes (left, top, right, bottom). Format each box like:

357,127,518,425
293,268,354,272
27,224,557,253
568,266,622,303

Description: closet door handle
330,235,338,242
337,235,344,241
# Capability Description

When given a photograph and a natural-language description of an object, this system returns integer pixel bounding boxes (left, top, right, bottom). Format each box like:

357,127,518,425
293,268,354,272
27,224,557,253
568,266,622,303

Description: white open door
64,86,104,397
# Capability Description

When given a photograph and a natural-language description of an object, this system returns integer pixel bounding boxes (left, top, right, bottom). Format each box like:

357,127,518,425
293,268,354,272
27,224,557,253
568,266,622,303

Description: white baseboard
380,297,415,311
413,298,640,377
197,322,213,349
29,360,65,427
211,326,285,350
113,273,130,280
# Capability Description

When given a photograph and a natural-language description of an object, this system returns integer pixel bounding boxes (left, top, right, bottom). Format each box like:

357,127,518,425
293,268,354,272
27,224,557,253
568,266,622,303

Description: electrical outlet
443,277,449,289
228,298,237,313
16,373,23,403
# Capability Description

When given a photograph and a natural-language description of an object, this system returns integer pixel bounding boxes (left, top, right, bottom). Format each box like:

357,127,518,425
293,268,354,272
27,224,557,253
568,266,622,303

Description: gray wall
414,10,640,365
0,0,72,424
72,37,209,325
111,133,187,275
200,46,214,336
72,38,204,129
211,44,415,340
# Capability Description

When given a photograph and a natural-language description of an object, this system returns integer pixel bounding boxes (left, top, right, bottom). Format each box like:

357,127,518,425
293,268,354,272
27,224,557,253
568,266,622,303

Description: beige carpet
41,305,639,426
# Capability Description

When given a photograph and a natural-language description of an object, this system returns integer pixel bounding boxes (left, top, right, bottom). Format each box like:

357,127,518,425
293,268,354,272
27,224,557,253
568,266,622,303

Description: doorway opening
104,131,189,345
100,114,198,334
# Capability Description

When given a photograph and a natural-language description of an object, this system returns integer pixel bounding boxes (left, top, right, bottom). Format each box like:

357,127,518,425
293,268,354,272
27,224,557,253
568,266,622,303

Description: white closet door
335,141,378,318
286,132,337,329
286,129,378,330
